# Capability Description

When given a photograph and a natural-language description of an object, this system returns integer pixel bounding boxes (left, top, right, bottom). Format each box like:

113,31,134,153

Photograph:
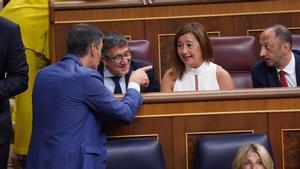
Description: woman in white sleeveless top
161,22,234,92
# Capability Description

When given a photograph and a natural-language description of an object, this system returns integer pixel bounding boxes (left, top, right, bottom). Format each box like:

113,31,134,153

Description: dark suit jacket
98,59,160,93
0,17,28,144
25,54,142,169
251,50,300,88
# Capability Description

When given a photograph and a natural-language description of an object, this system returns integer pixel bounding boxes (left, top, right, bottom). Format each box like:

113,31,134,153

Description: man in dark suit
25,24,152,169
251,24,300,87
98,31,160,94
0,16,28,168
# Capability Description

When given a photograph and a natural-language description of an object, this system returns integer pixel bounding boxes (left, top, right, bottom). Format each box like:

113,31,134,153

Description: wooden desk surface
110,88,300,169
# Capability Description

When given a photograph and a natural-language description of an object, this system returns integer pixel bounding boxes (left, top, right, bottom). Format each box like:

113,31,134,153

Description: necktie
279,70,288,87
111,76,122,94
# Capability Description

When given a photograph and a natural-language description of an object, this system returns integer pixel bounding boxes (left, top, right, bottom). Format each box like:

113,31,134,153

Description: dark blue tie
111,76,122,94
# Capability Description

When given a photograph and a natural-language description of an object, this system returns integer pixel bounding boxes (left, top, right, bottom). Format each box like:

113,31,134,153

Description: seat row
129,35,300,88
106,133,273,169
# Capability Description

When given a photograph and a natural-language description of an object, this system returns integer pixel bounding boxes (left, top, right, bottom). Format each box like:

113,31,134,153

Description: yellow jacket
0,0,49,155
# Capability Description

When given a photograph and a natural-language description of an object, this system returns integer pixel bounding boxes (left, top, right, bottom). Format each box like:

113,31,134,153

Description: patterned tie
279,70,288,87
111,76,122,94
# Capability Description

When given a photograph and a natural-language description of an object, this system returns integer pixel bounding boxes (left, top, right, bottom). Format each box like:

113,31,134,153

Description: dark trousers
0,140,10,169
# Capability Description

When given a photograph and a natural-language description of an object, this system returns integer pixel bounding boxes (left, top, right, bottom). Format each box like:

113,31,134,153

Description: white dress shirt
103,66,140,94
277,52,297,87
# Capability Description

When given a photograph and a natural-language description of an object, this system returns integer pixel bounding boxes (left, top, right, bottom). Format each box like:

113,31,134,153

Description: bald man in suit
251,24,300,87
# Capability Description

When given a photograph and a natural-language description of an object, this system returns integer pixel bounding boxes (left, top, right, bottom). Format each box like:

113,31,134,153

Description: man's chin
265,60,275,67
116,69,129,76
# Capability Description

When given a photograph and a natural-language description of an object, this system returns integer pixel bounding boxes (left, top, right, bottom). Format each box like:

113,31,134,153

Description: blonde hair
232,143,274,169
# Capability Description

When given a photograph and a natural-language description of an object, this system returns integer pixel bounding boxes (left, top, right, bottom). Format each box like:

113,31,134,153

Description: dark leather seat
292,34,300,50
194,133,273,169
128,40,154,64
106,138,165,169
210,36,259,88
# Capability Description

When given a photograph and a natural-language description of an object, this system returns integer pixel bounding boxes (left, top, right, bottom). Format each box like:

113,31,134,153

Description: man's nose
259,47,267,58
119,56,130,64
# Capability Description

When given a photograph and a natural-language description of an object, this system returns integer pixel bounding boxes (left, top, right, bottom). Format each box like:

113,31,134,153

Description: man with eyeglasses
251,24,300,88
99,31,160,94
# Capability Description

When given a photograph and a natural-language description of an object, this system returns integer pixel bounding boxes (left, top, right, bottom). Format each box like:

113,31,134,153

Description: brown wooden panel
52,24,72,62
98,88,300,169
172,113,267,169
234,13,300,38
158,34,174,80
145,16,234,80
51,0,300,21
106,117,173,169
53,0,261,10
269,112,300,169
282,130,300,169
51,21,145,62
140,97,300,116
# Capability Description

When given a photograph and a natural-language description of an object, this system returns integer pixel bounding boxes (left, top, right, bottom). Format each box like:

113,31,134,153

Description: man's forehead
260,30,277,42
261,29,276,38
110,45,129,54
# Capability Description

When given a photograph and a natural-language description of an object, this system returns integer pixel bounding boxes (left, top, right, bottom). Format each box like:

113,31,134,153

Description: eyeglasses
109,50,132,63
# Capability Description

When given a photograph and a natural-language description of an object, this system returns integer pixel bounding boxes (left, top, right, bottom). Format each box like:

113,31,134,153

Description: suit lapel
267,67,280,87
125,74,130,88
293,51,300,86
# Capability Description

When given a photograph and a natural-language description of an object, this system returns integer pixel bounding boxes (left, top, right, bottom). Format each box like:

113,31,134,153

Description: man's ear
89,43,98,56
281,42,291,54
101,57,108,65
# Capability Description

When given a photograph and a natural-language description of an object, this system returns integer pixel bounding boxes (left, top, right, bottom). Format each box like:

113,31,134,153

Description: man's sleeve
0,25,28,99
83,72,143,124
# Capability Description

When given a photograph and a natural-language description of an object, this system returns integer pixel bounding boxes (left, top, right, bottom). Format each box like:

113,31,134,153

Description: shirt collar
185,62,209,75
277,52,295,75
103,66,125,78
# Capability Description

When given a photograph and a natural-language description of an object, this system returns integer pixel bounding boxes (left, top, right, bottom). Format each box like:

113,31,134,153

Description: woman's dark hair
172,22,213,79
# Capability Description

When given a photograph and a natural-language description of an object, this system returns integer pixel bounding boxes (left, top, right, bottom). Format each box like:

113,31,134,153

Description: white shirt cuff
128,82,141,93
